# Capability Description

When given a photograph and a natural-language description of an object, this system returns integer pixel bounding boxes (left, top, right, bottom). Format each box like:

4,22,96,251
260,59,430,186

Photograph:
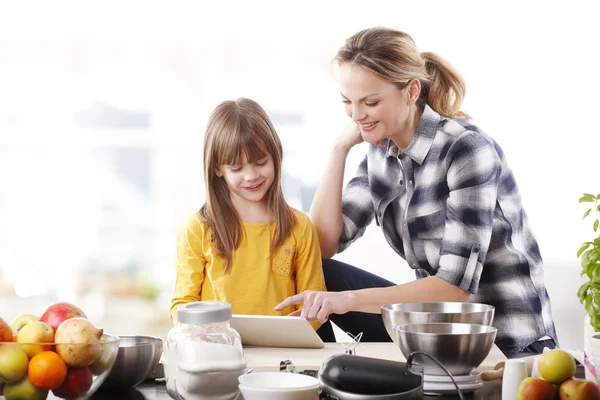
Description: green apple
0,344,28,383
9,314,38,341
17,322,54,359
3,375,48,400
90,341,117,374
538,349,576,385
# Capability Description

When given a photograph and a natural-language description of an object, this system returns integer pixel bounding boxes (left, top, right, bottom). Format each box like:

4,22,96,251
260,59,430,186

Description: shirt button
400,180,404,185
412,263,418,268
409,180,413,185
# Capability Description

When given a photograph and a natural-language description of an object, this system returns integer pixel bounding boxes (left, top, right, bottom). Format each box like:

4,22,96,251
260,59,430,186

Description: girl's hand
274,290,356,323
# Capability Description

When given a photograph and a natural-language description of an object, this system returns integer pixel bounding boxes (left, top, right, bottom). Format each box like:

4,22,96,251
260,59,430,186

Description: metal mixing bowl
381,302,494,343
100,335,163,389
394,323,497,376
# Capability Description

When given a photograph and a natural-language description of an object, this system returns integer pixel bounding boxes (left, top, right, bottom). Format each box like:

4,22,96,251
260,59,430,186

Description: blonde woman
171,98,325,330
276,27,557,357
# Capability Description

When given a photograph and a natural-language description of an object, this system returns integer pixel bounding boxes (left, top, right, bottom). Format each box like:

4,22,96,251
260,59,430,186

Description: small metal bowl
100,335,163,389
394,323,497,376
382,302,494,343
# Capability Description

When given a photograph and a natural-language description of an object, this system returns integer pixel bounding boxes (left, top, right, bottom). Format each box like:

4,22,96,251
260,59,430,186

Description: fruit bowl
0,333,120,400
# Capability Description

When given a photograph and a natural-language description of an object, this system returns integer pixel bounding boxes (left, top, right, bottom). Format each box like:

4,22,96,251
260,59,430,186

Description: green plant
577,192,600,330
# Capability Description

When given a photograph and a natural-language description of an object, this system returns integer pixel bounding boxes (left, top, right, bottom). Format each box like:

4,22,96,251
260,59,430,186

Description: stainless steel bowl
381,302,494,343
394,323,497,376
100,335,163,389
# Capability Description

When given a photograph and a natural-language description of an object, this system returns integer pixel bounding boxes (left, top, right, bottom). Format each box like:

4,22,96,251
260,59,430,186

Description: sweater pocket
271,245,295,277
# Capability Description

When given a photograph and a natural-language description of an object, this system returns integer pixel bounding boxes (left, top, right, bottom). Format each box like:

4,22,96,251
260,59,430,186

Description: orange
28,351,68,390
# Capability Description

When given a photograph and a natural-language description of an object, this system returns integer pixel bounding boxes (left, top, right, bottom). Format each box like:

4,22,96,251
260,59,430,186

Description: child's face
217,154,275,206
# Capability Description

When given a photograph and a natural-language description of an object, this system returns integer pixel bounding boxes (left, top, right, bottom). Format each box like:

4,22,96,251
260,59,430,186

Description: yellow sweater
170,208,326,330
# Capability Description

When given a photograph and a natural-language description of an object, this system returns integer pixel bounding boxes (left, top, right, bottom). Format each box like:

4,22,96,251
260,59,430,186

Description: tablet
230,314,325,349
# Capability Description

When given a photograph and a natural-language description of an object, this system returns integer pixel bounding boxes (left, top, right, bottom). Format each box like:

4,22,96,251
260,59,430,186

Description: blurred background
0,0,598,350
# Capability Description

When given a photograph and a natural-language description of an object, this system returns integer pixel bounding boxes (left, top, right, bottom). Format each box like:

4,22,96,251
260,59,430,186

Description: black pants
316,258,557,357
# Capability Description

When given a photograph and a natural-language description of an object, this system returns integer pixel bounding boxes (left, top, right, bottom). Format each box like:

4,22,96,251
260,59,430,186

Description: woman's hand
337,121,364,152
274,290,357,323
337,121,385,151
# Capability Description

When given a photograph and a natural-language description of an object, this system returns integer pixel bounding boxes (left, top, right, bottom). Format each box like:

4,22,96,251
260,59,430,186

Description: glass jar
164,301,246,400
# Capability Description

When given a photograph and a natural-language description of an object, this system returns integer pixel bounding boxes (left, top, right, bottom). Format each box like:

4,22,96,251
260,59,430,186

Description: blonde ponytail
421,52,470,119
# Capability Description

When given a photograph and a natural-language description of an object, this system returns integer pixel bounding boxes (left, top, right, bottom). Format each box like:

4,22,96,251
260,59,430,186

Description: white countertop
242,342,506,373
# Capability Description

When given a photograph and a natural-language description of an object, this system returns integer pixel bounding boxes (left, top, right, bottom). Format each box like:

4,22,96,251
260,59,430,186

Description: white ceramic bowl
238,372,319,400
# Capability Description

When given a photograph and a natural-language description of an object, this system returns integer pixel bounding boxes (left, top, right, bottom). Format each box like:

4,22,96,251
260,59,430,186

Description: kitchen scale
423,371,483,395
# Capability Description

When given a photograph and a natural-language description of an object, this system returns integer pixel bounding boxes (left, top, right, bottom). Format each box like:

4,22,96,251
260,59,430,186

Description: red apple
559,377,600,400
0,317,13,342
39,302,87,332
518,377,556,400
52,366,93,399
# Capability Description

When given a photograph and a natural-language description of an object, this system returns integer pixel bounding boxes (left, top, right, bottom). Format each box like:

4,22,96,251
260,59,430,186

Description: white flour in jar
165,340,246,400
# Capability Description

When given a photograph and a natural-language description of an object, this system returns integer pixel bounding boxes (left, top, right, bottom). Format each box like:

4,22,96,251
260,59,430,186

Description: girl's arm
292,213,327,330
170,215,207,323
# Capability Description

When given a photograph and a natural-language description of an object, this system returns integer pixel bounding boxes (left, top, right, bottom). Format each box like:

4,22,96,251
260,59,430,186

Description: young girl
170,97,326,330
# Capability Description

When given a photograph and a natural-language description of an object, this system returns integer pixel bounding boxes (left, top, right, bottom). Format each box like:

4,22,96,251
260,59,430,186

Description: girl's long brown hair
199,98,296,271
335,27,470,119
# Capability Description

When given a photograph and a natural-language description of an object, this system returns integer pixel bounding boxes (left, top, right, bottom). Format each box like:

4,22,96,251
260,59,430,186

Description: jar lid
177,301,232,325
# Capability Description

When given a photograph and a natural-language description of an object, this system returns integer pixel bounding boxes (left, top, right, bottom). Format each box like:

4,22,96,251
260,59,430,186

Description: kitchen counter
47,342,511,399
88,380,505,400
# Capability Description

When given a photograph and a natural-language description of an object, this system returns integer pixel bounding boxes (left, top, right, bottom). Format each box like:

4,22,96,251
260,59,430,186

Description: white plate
423,379,484,395
424,371,481,383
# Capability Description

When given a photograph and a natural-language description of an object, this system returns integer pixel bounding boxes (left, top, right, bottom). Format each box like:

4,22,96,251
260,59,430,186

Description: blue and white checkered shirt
338,105,557,353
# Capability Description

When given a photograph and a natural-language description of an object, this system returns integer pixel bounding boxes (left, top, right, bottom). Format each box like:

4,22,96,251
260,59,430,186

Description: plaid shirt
339,105,557,353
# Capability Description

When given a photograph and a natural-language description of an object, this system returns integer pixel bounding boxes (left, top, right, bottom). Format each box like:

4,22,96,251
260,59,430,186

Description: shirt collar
385,104,441,165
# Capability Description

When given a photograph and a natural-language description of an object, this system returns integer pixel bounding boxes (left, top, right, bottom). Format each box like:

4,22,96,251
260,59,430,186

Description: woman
275,27,557,357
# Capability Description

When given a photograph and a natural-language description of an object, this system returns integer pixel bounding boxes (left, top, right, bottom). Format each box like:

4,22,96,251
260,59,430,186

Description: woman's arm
348,277,470,313
276,277,469,322
310,121,376,258
309,144,350,258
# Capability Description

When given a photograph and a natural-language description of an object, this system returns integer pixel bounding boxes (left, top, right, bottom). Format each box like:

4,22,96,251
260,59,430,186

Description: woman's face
339,63,417,147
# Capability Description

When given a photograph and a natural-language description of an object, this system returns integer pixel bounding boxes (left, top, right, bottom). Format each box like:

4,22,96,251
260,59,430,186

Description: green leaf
595,219,599,232
584,209,593,219
596,193,600,200
578,243,592,258
579,282,590,301
580,194,596,203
